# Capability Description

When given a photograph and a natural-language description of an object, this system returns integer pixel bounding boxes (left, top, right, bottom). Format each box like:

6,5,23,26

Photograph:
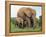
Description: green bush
10,17,16,25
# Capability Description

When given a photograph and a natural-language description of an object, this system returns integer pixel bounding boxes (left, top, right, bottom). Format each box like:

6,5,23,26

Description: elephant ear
32,13,34,16
31,9,36,16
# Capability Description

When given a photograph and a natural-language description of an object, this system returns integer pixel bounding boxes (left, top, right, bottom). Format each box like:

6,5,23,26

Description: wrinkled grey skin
17,7,36,28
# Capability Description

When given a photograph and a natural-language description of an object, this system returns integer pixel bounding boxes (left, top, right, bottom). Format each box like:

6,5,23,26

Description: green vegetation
10,16,42,32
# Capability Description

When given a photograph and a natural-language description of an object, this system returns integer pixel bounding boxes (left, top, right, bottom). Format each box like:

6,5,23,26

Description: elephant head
16,17,24,28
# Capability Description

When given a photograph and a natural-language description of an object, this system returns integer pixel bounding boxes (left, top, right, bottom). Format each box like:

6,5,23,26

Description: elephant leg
26,21,28,28
16,21,18,27
26,17,31,28
17,23,19,28
24,21,27,28
32,16,36,28
31,18,34,27
21,21,23,28
16,23,18,27
28,20,31,28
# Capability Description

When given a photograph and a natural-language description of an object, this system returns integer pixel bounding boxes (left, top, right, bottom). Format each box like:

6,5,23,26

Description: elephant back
17,7,36,18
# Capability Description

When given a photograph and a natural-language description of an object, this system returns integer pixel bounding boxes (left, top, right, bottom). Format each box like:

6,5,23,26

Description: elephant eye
32,13,34,15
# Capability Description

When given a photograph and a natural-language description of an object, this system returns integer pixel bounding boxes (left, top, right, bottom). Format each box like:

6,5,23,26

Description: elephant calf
15,17,24,28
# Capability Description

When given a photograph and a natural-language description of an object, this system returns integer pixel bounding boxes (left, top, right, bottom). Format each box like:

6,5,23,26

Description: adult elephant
17,7,36,28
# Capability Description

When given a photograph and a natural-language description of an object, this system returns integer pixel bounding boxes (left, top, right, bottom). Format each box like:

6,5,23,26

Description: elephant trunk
30,17,34,27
